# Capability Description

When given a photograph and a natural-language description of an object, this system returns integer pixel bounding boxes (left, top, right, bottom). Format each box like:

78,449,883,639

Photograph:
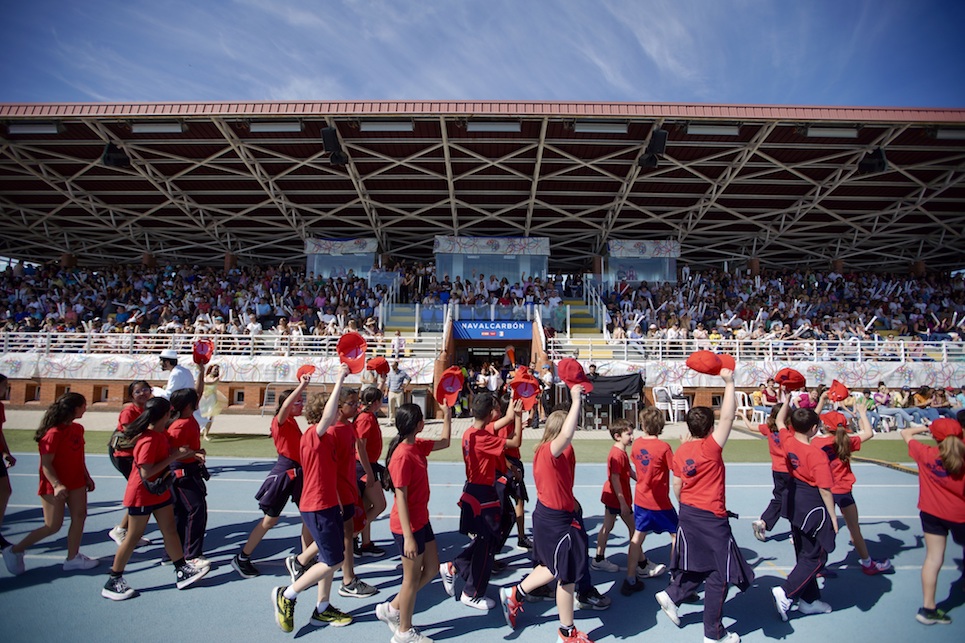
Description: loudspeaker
647,128,668,156
321,126,341,153
638,153,659,169
102,143,131,168
858,147,887,175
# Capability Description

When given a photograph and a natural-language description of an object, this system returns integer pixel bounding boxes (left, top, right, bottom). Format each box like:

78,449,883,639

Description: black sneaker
338,576,378,598
353,537,362,558
523,584,555,603
575,586,611,610
916,607,952,625
175,562,209,589
620,578,645,596
492,560,509,575
358,542,387,558
517,535,534,550
231,554,260,579
101,575,138,601
285,555,307,584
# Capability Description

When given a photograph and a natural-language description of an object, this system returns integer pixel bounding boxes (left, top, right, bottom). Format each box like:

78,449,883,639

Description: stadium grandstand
1,100,964,413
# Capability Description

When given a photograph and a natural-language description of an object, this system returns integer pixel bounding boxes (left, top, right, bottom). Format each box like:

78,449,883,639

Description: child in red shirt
355,385,387,557
745,405,787,542
0,374,15,550
374,402,452,642
901,418,965,625
167,388,208,565
623,407,673,595
591,420,635,576
3,392,97,576
107,380,152,547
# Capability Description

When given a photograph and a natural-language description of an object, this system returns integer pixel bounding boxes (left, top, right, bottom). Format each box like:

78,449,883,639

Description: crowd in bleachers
2,260,964,344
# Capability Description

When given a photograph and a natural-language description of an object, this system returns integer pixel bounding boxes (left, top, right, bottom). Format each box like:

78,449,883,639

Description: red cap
366,356,390,376
686,350,722,376
718,353,736,372
820,411,849,430
336,332,367,374
557,358,593,393
929,418,964,442
774,367,806,391
192,339,214,365
435,366,465,408
296,364,316,380
828,379,849,402
509,367,540,410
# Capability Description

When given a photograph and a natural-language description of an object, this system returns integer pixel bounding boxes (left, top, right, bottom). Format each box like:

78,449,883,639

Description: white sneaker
438,562,455,597
637,559,667,578
704,633,740,643
752,520,767,542
108,526,126,545
63,552,99,571
392,627,433,643
590,557,620,573
3,546,25,575
797,598,832,615
460,592,495,611
188,557,211,569
655,590,680,627
376,601,400,633
772,586,792,622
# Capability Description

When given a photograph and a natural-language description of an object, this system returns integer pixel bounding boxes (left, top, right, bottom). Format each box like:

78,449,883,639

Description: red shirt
672,436,726,518
631,437,674,510
272,415,302,463
166,416,201,464
533,442,576,512
811,434,861,494
462,425,505,486
908,440,965,523
388,439,435,534
124,431,171,507
758,424,789,473
601,445,632,509
37,422,86,495
780,429,833,489
354,411,383,465
114,404,144,458
493,421,521,462
299,426,339,512
332,421,360,506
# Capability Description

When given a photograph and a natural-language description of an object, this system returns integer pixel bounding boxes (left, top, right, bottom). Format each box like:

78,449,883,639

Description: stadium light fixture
359,121,415,132
686,124,740,136
131,122,185,134
249,121,303,133
935,128,965,140
573,121,627,134
466,121,521,133
806,126,858,138
7,122,61,135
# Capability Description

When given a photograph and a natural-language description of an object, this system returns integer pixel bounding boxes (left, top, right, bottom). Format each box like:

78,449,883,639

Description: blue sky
0,0,963,107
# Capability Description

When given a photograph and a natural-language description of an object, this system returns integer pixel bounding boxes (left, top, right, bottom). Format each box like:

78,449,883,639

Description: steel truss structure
1,101,963,272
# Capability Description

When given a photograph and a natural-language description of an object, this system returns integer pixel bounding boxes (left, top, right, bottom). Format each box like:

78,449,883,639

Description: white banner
433,236,550,255
305,238,379,255
607,239,681,258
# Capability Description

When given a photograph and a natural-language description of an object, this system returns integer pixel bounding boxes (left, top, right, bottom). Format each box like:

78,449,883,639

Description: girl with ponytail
901,417,965,625
374,402,452,642
812,403,893,575
107,380,153,548
3,392,96,576
102,396,208,600
355,385,388,557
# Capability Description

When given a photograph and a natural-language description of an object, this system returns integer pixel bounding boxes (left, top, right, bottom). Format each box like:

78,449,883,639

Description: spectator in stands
387,361,411,419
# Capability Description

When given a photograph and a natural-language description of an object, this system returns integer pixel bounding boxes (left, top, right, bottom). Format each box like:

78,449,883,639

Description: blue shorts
605,505,621,516
391,522,435,557
128,498,173,516
254,456,302,518
341,503,356,523
633,505,679,535
920,511,965,546
531,501,588,585
832,492,855,509
302,506,346,567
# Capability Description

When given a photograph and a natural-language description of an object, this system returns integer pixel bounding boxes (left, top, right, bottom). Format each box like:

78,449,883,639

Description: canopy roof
1,100,964,273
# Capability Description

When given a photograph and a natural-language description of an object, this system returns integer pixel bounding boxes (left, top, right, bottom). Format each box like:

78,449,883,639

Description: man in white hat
157,349,195,399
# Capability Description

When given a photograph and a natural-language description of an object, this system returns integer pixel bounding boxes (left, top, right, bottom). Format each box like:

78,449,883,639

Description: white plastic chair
736,391,765,425
652,386,676,422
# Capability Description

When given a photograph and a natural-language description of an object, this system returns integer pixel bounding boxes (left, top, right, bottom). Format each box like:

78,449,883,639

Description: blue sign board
452,321,532,340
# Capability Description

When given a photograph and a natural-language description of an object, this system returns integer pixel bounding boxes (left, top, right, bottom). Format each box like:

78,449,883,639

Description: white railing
547,336,965,363
0,332,444,359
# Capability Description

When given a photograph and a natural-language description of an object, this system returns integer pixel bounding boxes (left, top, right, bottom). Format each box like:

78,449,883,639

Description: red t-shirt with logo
533,442,576,512
124,430,171,507
272,415,302,463
354,411,383,465
38,422,87,495
114,403,143,458
631,437,674,510
332,421,360,506
462,425,505,485
493,421,521,462
780,429,833,489
811,434,861,494
166,416,201,464
601,445,632,509
758,423,789,473
908,439,965,522
672,436,726,517
299,426,339,512
389,439,435,534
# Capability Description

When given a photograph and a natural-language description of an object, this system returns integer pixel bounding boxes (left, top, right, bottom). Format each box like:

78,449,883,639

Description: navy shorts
832,491,856,509
531,501,588,585
605,504,622,516
0,463,7,479
920,510,965,546
254,456,302,518
341,503,356,524
356,461,386,497
634,505,679,534
392,522,435,557
127,497,173,516
302,505,346,566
